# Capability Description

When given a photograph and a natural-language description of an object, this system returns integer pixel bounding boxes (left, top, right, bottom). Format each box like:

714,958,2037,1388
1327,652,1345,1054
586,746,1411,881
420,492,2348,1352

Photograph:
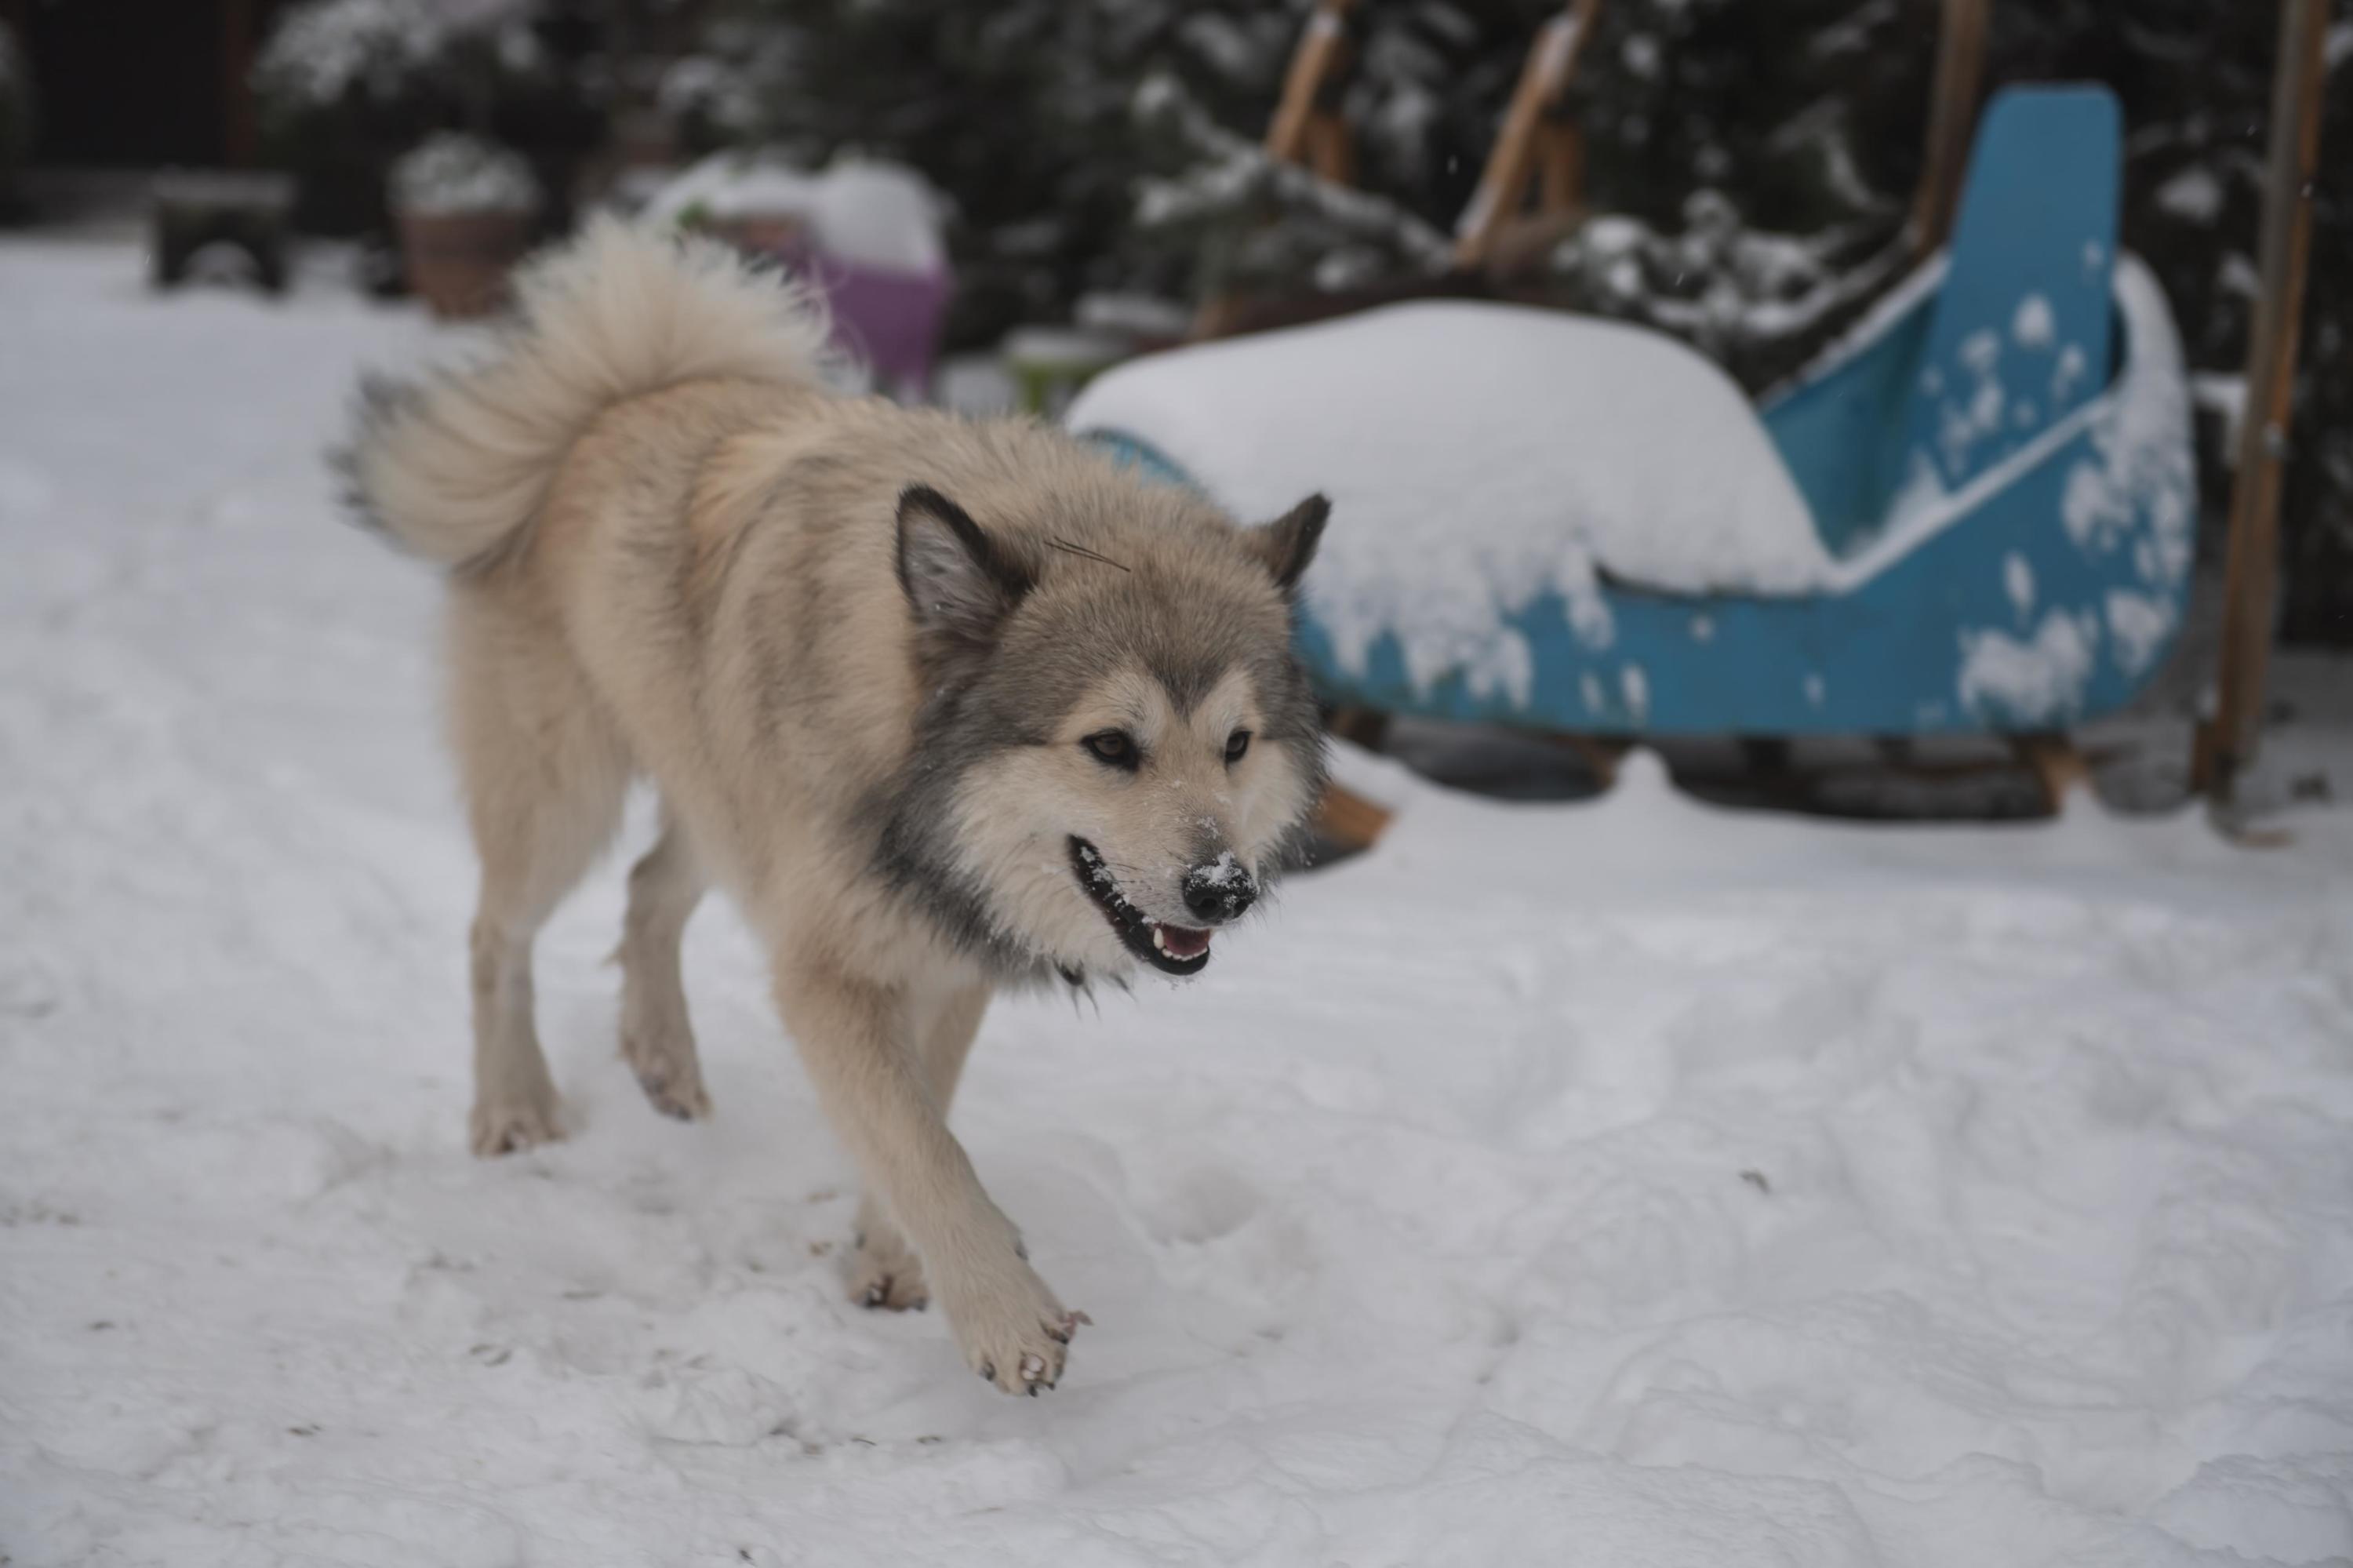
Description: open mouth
1068,838,1213,977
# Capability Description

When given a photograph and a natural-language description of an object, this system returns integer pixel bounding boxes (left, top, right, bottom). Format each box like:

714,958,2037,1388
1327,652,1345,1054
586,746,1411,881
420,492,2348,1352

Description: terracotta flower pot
397,209,533,320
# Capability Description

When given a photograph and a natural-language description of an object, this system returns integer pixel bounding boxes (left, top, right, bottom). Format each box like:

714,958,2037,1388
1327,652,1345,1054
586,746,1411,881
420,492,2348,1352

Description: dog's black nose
1181,862,1256,924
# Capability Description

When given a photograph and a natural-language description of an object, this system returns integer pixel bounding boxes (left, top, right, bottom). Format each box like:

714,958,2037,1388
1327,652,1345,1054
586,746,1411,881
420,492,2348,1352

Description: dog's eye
1225,729,1252,763
1083,730,1139,769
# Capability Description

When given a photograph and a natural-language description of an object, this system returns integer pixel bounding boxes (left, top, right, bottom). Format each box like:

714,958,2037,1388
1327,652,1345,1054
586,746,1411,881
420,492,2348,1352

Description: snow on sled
1069,86,2195,737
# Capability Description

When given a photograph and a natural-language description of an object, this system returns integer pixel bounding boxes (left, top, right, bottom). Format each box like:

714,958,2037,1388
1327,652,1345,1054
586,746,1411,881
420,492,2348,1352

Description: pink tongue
1155,925,1213,960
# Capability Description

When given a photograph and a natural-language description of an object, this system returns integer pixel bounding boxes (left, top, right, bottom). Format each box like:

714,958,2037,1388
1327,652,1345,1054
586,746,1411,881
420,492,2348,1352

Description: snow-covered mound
5,241,2353,1568
643,152,948,275
1068,301,1835,687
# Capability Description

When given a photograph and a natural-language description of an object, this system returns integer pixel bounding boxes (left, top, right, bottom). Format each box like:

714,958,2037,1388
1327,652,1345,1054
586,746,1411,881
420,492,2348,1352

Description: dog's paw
846,1228,929,1312
470,1094,564,1157
941,1257,1088,1395
620,1028,711,1122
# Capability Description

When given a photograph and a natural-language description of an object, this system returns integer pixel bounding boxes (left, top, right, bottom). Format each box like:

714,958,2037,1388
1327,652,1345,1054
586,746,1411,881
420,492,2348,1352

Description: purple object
789,242,952,400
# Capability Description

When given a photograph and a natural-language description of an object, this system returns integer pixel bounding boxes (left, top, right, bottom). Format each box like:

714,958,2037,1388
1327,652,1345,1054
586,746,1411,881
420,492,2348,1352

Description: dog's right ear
896,486,1032,645
1243,493,1330,598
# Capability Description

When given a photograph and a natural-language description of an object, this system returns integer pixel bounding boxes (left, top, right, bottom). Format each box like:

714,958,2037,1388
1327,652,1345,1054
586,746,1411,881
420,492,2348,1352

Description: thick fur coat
343,218,1329,1392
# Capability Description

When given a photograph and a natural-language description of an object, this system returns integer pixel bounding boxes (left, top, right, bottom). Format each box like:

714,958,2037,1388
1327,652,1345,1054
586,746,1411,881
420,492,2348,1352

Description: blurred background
0,0,2343,815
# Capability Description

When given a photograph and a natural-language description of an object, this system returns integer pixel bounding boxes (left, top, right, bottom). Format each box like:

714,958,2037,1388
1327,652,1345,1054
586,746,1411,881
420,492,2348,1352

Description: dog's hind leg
848,983,990,1311
617,807,711,1122
450,585,631,1157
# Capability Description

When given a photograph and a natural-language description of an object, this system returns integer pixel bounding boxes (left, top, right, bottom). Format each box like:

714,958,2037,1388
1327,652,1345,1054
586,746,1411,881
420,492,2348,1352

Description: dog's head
886,479,1329,982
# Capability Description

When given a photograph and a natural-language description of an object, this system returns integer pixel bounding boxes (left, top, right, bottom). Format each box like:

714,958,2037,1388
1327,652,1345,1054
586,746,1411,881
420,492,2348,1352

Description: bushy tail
340,214,834,570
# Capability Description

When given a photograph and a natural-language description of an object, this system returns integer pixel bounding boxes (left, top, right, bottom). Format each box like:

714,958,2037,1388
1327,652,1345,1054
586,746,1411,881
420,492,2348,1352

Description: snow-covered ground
5,239,2353,1566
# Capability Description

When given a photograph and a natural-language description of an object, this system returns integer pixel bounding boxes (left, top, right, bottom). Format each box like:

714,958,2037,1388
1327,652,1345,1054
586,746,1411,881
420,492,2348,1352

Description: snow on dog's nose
1180,854,1257,926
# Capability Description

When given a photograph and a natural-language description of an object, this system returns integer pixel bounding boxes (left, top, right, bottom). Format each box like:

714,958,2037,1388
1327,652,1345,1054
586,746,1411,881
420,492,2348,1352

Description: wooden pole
1453,0,1602,271
1199,0,1358,342
1266,0,1358,167
1907,0,1989,257
2195,0,2331,806
1535,119,1586,219
1304,108,1357,187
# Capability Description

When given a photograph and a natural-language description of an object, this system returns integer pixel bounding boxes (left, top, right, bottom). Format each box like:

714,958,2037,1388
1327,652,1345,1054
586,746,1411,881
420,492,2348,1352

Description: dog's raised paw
620,1028,712,1122
631,1064,712,1123
846,1230,929,1312
947,1268,1084,1395
469,1097,564,1158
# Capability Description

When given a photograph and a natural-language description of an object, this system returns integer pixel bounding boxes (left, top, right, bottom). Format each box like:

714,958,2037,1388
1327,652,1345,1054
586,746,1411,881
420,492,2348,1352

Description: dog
341,217,1331,1393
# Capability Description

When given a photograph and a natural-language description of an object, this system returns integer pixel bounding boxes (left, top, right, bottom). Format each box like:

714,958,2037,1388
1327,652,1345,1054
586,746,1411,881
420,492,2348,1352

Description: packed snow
2011,293,2056,349
2003,551,2036,621
1957,609,2103,725
1849,258,2191,597
7,240,2353,1567
1068,300,1833,699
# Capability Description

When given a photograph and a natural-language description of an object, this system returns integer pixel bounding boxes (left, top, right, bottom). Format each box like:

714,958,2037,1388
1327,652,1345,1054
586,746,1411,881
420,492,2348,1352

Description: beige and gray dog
344,218,1330,1393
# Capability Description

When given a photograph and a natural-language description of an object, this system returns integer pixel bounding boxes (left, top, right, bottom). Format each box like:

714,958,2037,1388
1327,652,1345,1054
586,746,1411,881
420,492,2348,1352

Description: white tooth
1151,927,1166,951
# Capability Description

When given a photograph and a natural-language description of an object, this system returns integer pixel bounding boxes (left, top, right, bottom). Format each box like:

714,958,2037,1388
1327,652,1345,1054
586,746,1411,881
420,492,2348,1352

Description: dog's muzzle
1068,837,1220,977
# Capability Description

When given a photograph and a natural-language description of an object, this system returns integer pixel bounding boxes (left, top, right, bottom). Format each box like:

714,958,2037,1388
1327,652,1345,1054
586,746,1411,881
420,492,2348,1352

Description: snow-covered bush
1116,0,1931,379
392,132,539,216
1538,195,1905,393
1130,73,1449,304
253,0,454,111
256,0,547,110
656,50,767,156
253,0,572,236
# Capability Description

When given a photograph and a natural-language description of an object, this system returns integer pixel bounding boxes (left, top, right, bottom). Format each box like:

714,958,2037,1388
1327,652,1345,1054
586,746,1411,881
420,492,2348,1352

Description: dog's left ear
1244,493,1329,596
896,485,1032,643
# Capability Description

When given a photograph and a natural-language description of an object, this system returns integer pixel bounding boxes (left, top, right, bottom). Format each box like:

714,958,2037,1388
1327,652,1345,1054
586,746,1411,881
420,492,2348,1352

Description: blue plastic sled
1074,87,2195,737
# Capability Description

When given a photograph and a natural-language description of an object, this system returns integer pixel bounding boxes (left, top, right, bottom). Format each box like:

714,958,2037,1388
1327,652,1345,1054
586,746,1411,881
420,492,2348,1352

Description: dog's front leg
773,955,1082,1393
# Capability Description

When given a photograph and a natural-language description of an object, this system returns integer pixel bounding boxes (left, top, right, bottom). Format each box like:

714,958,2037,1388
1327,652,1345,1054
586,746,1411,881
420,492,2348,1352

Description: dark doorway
13,0,288,168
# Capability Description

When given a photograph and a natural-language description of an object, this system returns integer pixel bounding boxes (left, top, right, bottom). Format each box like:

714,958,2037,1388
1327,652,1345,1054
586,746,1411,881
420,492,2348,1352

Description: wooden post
1311,782,1395,854
2195,0,2332,807
2010,733,2088,817
1304,108,1357,187
1206,0,1358,343
1535,119,1586,219
1266,0,1358,167
1907,0,1989,257
1453,0,1602,271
